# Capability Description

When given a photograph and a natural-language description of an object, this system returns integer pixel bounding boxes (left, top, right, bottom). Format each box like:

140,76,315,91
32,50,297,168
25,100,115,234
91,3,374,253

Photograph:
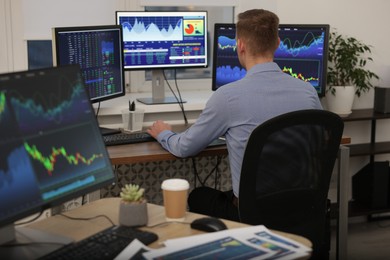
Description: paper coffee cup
161,179,189,221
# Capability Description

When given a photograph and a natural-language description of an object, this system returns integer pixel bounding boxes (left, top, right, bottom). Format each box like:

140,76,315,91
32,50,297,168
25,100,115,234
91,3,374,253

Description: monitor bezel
0,65,115,229
211,23,330,97
115,10,209,71
52,25,126,103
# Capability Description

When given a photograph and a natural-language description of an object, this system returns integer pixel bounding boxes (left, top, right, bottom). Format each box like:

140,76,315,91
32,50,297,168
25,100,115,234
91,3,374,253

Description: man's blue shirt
157,62,322,197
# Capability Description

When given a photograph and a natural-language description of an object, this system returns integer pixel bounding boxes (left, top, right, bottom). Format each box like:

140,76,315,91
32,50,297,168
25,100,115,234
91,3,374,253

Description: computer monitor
0,65,115,258
52,25,125,135
212,23,330,97
116,11,208,104
211,23,245,91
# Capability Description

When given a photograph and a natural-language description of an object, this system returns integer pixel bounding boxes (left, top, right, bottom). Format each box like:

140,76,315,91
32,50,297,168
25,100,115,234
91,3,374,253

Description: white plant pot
118,200,148,227
326,86,356,117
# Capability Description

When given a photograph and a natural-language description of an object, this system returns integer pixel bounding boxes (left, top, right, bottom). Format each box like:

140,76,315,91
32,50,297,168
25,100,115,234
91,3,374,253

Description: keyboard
103,132,155,146
208,138,226,147
39,225,158,260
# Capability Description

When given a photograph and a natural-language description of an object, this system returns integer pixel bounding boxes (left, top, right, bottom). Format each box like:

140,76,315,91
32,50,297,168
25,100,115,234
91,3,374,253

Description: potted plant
326,29,379,116
118,184,148,227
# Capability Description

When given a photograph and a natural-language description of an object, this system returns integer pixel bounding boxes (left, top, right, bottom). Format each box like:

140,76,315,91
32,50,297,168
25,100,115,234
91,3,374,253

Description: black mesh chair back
238,109,344,259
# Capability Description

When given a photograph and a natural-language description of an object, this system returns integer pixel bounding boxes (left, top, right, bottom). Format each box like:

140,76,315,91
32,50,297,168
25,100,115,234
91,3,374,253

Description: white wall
22,0,128,39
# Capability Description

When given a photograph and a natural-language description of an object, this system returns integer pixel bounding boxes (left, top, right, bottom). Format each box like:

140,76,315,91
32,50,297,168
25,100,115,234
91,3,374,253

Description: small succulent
120,184,145,203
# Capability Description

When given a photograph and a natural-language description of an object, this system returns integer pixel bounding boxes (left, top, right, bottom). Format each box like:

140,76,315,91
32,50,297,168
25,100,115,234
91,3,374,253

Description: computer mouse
190,217,228,232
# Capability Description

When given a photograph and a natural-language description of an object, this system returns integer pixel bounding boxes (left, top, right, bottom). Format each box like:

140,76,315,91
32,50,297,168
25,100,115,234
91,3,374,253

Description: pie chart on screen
185,24,194,34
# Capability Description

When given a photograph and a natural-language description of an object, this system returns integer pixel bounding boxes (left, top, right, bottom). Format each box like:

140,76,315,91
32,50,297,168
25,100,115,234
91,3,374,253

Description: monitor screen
0,65,114,230
115,11,208,70
211,24,245,91
52,25,125,103
212,23,329,97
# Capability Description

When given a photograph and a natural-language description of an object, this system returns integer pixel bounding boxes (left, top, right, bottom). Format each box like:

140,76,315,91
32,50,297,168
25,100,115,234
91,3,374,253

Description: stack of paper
115,225,311,260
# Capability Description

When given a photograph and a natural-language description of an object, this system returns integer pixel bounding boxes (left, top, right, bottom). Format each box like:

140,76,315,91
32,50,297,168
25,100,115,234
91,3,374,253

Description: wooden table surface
27,198,312,249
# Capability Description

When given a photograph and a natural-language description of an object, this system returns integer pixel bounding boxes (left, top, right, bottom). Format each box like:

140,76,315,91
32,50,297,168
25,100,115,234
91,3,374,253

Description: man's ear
237,38,244,53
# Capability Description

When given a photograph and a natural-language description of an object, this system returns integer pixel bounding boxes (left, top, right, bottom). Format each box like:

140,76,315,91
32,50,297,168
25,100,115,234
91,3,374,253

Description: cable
162,70,188,125
192,157,203,187
82,194,87,205
113,164,119,187
3,213,115,249
173,69,188,125
173,69,189,125
214,156,222,190
14,211,44,226
59,213,115,226
95,102,101,119
146,220,189,229
191,156,222,188
375,219,390,228
163,69,188,124
202,156,222,189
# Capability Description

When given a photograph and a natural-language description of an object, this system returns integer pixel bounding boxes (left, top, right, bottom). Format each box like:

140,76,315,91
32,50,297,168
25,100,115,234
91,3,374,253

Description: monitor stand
137,70,187,105
0,225,73,259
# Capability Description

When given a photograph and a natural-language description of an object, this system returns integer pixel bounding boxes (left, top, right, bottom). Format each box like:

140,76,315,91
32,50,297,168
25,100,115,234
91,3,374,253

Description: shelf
342,108,390,122
348,200,390,217
342,109,390,157
347,142,390,157
331,201,390,219
339,108,390,219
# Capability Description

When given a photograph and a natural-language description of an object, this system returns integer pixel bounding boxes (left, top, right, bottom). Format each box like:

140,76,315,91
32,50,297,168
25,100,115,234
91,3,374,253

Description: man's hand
147,120,172,139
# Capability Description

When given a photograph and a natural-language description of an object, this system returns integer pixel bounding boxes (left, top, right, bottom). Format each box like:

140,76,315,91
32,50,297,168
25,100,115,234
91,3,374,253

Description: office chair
238,109,344,259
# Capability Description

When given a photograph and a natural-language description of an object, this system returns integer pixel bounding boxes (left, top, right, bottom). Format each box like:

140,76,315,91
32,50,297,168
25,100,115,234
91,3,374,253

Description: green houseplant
326,29,379,115
327,30,379,96
118,184,148,227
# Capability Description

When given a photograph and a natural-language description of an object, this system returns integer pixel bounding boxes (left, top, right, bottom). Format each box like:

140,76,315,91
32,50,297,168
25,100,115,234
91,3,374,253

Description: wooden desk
26,198,311,253
106,141,227,165
106,136,350,165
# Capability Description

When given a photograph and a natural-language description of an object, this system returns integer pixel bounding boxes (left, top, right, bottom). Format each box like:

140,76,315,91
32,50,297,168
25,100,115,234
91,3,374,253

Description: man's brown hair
236,9,279,57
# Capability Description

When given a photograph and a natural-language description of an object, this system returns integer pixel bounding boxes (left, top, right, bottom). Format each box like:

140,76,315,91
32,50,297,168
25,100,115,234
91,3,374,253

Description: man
147,9,322,221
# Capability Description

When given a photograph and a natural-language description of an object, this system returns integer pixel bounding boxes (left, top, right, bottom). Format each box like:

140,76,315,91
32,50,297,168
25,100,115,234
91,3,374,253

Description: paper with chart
115,225,311,259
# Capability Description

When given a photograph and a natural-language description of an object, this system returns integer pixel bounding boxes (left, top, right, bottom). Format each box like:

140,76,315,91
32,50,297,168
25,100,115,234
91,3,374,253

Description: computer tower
352,161,389,209
374,87,390,113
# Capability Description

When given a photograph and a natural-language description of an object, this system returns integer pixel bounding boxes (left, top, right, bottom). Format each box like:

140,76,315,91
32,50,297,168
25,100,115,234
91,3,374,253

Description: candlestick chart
24,142,103,176
22,123,107,189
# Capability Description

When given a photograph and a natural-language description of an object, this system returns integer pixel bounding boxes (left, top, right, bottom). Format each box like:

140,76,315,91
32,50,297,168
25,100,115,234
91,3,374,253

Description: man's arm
147,90,231,158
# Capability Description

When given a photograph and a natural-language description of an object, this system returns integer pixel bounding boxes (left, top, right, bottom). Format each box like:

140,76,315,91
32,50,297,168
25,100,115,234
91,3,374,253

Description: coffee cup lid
161,178,189,191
